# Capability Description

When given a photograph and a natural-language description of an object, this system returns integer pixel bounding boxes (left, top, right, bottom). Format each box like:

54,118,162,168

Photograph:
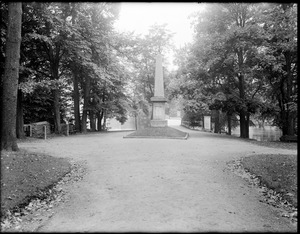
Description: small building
24,121,51,138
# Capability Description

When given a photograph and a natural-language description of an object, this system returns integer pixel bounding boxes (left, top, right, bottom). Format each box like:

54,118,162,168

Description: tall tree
68,2,82,132
73,3,120,133
259,3,297,137
26,2,68,134
1,2,22,151
179,3,266,138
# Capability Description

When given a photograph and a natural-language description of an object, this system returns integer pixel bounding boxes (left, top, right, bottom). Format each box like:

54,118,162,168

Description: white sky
114,2,205,70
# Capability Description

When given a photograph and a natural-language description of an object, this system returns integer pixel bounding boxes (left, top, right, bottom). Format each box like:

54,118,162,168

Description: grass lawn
124,126,188,138
1,150,71,217
240,154,297,207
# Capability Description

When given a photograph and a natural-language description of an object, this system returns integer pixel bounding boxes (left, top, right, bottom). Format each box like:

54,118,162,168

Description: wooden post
43,125,47,140
66,123,69,136
30,125,32,137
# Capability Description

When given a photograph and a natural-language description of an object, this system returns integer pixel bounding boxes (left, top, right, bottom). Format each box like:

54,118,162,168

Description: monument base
150,120,168,127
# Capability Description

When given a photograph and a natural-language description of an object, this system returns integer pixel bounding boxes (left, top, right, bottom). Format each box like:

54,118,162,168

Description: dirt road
19,126,297,232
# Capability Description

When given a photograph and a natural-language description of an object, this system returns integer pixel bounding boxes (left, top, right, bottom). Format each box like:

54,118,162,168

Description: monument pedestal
150,119,168,127
150,96,167,127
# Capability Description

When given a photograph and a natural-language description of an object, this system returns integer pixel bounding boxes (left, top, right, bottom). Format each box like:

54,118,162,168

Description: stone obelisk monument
150,54,168,127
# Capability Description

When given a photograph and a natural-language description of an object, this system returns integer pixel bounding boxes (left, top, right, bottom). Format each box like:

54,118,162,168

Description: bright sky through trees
114,2,205,70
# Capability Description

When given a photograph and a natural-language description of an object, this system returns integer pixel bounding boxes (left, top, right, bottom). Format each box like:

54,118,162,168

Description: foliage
1,2,297,139
128,24,174,103
171,3,297,138
23,86,53,124
1,2,137,134
257,3,298,135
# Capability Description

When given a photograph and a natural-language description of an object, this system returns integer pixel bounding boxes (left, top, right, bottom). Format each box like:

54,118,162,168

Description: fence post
43,125,47,140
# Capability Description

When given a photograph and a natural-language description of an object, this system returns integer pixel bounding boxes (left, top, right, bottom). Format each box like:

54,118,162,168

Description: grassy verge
1,150,71,217
240,154,297,207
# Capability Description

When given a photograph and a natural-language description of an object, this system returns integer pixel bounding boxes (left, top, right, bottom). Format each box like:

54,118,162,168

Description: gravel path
18,126,297,232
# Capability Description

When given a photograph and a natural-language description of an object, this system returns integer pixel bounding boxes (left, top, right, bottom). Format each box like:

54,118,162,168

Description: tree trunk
239,111,248,138
214,110,221,134
97,111,104,131
98,89,106,131
245,113,250,138
1,2,22,151
135,113,138,130
16,89,25,139
72,67,81,132
81,77,90,133
69,5,81,132
49,54,61,134
237,72,248,138
81,109,87,133
89,110,96,131
52,89,61,134
278,86,295,137
280,107,294,136
283,50,295,136
103,109,107,130
227,113,232,135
